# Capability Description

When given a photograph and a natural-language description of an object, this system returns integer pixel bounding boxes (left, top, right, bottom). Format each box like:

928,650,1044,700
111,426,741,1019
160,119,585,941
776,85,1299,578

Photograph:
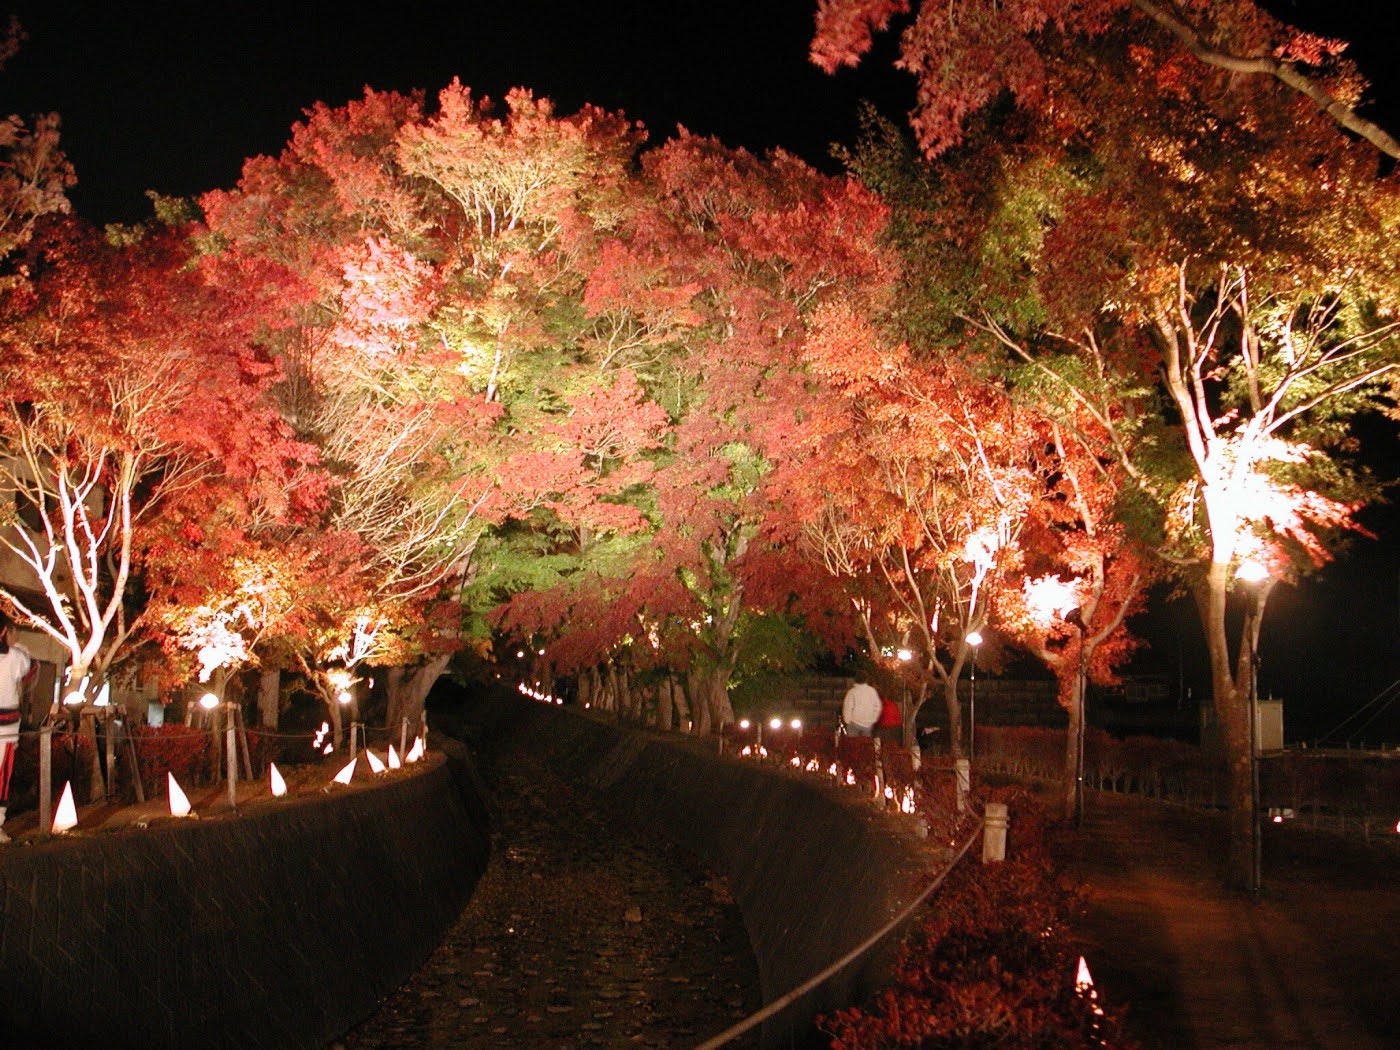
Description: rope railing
693,814,985,1050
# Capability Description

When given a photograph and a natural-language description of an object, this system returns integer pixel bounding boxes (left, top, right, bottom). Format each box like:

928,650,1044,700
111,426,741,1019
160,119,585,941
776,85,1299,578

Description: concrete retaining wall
470,697,931,1049
0,739,490,1050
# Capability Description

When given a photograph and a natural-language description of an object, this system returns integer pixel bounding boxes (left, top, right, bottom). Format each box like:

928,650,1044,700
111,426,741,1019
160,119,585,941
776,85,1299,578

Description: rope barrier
692,814,986,1050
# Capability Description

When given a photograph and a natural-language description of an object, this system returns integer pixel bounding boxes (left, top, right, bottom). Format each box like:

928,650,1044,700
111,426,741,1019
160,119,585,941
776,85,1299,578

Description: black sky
3,1,1400,742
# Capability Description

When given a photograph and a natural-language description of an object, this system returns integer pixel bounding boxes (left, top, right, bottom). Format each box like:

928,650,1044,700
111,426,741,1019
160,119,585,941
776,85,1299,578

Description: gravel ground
334,736,762,1049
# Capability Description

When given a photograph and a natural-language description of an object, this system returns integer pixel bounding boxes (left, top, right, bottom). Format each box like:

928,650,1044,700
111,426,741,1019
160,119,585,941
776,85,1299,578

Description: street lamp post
965,630,983,763
1237,557,1271,899
1065,608,1087,828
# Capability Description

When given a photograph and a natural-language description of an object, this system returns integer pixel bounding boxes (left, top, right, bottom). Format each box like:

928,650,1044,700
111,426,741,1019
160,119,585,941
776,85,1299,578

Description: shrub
818,788,1139,1049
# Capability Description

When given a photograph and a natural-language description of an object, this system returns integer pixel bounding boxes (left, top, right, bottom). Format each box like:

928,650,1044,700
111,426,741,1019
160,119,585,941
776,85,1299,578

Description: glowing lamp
537,648,545,655
896,648,913,662
365,750,386,774
51,782,78,833
790,755,801,767
387,744,402,769
1236,559,1269,583
741,745,752,757
1075,956,1094,994
965,630,984,647
199,693,220,710
789,718,802,730
769,717,782,730
333,757,356,785
168,773,192,817
738,719,751,730
269,762,287,797
336,691,352,706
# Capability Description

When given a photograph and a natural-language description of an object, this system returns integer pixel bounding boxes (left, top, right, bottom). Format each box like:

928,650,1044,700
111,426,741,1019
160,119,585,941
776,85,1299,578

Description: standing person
875,695,903,746
841,677,882,737
0,612,34,843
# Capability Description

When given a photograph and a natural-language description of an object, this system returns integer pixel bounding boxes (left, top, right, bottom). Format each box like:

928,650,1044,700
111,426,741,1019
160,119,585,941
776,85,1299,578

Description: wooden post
399,717,409,760
236,705,253,780
983,801,1009,863
225,705,238,810
956,757,971,814
122,721,145,804
38,722,52,834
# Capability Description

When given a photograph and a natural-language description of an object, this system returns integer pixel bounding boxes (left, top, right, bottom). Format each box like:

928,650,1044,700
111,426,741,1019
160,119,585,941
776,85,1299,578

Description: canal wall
468,696,931,1049
0,738,490,1050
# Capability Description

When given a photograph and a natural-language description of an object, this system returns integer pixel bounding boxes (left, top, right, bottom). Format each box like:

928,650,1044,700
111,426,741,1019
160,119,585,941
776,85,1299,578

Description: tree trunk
658,676,675,731
942,673,964,760
1196,562,1272,891
257,668,280,729
386,655,450,737
1062,670,1084,823
327,696,344,753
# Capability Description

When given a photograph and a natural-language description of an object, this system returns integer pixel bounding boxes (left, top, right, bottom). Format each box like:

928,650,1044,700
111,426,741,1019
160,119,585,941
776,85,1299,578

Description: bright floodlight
769,717,783,730
1236,559,1269,583
790,718,802,730
333,757,357,784
51,781,78,833
198,693,219,710
168,772,192,817
966,630,984,646
269,762,287,797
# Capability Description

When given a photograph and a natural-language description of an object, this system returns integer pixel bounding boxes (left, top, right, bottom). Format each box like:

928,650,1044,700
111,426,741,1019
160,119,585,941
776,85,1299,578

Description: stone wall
467,697,931,1049
0,739,490,1050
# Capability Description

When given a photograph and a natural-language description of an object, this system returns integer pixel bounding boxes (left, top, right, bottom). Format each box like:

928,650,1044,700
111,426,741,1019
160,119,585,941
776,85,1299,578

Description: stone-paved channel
334,734,762,1049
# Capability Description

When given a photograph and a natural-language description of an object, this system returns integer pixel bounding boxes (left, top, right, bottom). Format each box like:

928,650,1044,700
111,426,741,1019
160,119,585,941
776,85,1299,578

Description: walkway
1051,791,1400,1049
335,726,761,1049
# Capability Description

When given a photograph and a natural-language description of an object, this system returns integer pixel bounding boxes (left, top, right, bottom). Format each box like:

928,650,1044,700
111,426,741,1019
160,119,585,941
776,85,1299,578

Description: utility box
1200,697,1285,754
1256,699,1284,752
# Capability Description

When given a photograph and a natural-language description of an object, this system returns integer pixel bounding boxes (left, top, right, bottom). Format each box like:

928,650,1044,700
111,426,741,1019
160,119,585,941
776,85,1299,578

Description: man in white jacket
841,677,882,737
0,614,35,843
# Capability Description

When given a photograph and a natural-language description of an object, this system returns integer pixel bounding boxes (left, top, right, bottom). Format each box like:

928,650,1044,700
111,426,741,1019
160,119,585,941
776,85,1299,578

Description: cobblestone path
335,738,762,1049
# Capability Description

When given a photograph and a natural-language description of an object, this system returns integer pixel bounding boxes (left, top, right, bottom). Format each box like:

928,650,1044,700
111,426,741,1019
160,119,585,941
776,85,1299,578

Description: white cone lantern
333,756,356,785
406,736,424,763
269,762,287,797
387,744,401,769
51,781,78,833
168,772,192,817
365,750,385,774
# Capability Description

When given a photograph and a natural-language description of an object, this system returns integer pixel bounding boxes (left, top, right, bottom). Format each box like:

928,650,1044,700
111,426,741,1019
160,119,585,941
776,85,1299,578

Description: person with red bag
875,695,903,746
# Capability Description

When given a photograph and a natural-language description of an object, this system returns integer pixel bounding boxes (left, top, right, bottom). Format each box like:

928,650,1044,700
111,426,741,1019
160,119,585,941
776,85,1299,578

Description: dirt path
1051,791,1400,1049
335,737,762,1049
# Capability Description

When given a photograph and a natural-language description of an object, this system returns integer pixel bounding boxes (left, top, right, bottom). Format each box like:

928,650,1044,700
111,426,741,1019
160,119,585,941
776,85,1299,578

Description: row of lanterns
45,735,428,835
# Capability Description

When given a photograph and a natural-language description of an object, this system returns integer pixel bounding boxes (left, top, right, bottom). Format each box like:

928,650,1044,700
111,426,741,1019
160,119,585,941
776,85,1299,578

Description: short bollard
955,758,971,814
983,801,1009,863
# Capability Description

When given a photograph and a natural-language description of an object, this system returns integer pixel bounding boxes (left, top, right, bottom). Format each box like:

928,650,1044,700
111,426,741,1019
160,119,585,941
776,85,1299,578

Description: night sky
3,1,1400,743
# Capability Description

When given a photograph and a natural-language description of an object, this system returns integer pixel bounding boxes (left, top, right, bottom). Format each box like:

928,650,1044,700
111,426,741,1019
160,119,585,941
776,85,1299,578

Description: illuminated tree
995,418,1153,820
819,0,1400,884
811,0,1400,161
0,18,73,276
0,220,311,706
492,132,899,733
802,346,1036,755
